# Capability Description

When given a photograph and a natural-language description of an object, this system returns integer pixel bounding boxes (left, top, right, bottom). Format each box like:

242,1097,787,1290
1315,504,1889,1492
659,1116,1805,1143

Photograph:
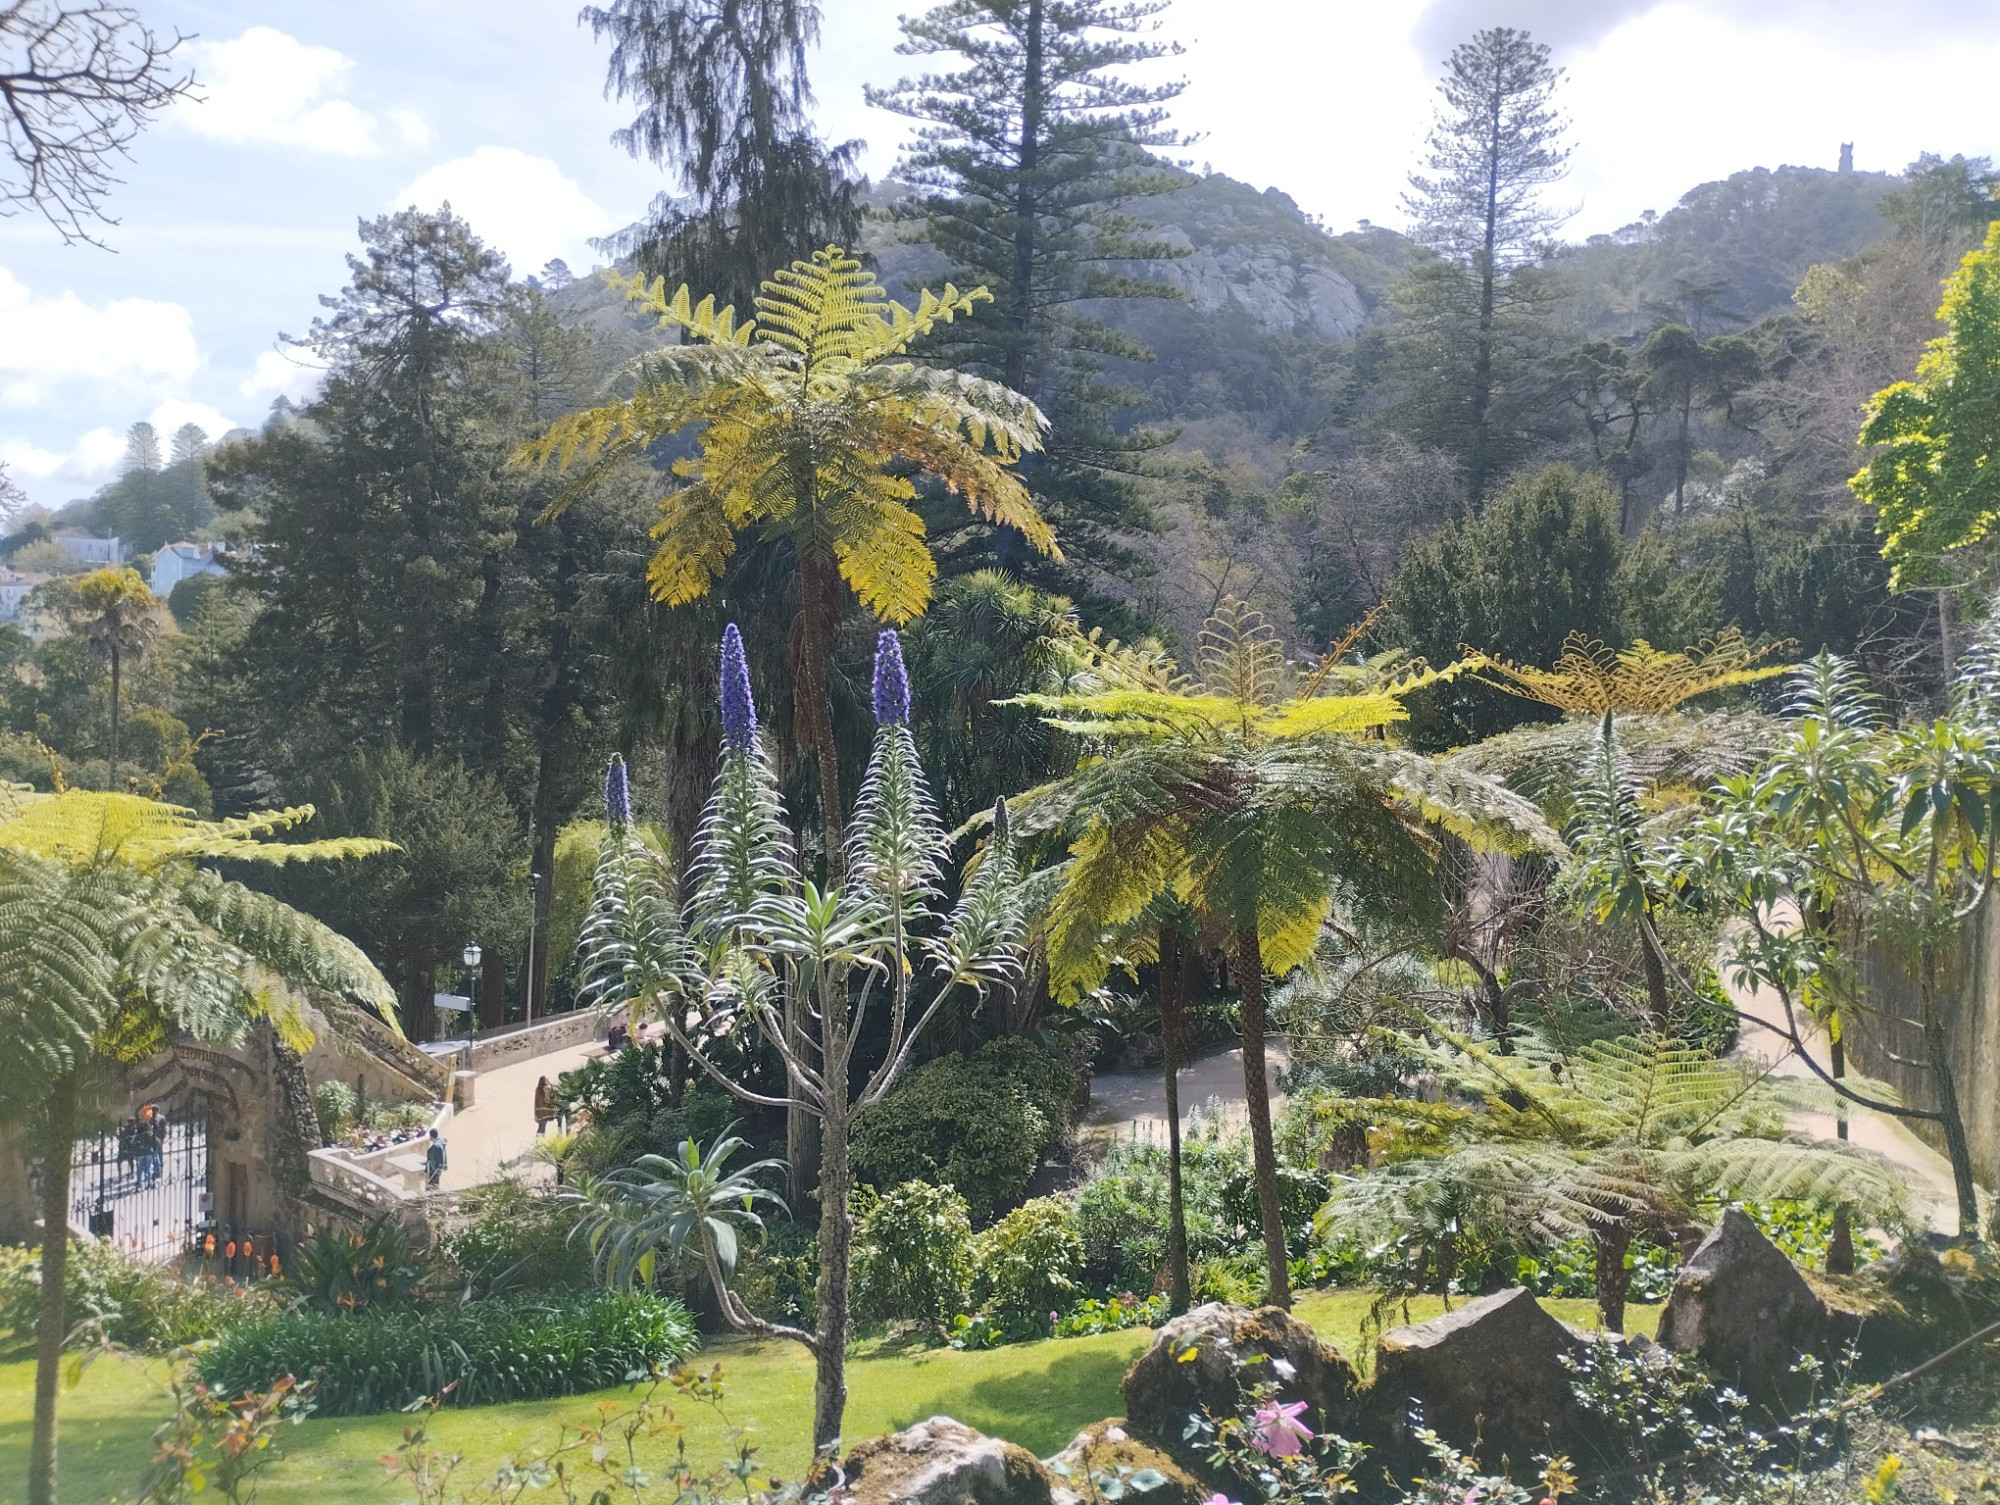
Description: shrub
1074,1147,1170,1290
731,1221,819,1328
198,1291,698,1415
851,1035,1078,1220
972,1196,1082,1321
852,1181,974,1330
0,1240,277,1352
286,1217,430,1313
439,1180,593,1297
312,1080,358,1143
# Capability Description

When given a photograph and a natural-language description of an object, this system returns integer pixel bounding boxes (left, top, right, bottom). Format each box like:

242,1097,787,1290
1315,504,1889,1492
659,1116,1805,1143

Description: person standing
533,1076,554,1136
423,1127,446,1190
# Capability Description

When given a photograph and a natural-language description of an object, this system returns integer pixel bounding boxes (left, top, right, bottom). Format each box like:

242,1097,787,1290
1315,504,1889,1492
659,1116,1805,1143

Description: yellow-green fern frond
1480,630,1791,716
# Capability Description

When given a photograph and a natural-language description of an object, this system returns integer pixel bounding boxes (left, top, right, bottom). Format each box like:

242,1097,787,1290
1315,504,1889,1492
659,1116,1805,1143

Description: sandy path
1083,1038,1290,1149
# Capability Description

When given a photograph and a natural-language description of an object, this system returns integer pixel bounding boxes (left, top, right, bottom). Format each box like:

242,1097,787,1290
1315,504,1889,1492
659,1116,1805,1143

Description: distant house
53,534,123,567
150,541,225,596
0,569,50,622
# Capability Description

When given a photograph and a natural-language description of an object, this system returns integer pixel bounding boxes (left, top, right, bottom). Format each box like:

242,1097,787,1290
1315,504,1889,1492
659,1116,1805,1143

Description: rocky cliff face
1126,174,1380,341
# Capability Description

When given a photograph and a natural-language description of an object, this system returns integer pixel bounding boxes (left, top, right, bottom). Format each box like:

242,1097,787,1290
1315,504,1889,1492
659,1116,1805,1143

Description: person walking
533,1076,554,1137
423,1127,447,1190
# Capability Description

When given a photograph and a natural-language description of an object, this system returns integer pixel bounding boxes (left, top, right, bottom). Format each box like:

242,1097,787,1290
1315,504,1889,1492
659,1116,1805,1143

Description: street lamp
460,943,482,1039
462,941,483,971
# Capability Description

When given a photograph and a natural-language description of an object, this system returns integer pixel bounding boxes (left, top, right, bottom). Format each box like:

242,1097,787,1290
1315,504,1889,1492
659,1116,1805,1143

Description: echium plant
570,624,1027,1463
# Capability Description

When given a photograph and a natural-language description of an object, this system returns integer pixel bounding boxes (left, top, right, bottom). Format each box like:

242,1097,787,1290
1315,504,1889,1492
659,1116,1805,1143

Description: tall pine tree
1391,27,1569,506
867,0,1187,590
583,0,859,306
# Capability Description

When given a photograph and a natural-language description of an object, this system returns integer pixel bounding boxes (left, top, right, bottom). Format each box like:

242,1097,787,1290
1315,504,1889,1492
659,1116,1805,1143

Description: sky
4,0,2000,512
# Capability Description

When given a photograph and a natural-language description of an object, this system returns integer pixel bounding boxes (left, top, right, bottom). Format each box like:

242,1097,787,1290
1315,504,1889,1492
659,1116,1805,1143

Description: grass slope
0,1295,1655,1505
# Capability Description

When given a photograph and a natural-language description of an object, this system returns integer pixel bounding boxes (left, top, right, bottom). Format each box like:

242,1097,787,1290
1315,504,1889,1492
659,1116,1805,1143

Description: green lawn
0,1294,1657,1505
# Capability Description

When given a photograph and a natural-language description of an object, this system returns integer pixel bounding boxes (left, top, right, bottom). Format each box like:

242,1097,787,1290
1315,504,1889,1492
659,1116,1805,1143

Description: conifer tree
1392,27,1570,504
867,0,1187,583
583,0,859,306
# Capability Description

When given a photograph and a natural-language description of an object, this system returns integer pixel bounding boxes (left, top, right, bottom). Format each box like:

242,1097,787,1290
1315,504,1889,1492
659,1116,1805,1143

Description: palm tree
1011,602,1559,1305
60,567,165,788
1,789,395,1505
521,246,1057,863
1318,1024,1908,1332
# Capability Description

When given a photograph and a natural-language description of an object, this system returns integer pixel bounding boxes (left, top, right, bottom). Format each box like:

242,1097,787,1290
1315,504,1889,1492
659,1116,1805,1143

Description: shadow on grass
883,1345,1132,1457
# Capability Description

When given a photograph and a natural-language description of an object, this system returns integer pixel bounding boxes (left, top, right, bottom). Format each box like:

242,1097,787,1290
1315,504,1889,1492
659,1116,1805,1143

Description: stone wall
1841,895,2000,1187
464,1009,605,1073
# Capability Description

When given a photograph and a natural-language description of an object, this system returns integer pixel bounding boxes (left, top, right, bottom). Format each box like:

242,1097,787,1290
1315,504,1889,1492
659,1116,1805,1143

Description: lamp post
523,870,543,1024
462,941,482,1034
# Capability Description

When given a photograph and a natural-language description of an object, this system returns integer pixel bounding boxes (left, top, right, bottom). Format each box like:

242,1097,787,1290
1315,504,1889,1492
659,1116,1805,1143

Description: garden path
434,1038,607,1193
1081,1037,1290,1149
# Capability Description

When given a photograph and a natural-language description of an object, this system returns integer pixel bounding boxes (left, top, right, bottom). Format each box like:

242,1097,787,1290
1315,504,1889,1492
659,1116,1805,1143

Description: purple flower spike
872,629,910,726
604,754,632,826
719,623,758,752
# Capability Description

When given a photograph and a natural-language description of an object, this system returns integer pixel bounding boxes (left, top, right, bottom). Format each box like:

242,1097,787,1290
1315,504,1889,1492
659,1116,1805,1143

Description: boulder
1368,1287,1589,1475
1046,1422,1206,1505
1656,1207,1830,1400
840,1417,1069,1505
1121,1303,1359,1460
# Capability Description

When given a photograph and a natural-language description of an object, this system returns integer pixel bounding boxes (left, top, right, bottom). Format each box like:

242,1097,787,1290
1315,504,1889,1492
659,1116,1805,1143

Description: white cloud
240,349,326,406
389,109,434,148
393,148,614,274
0,266,202,403
2,427,129,490
3,399,243,502
186,27,381,156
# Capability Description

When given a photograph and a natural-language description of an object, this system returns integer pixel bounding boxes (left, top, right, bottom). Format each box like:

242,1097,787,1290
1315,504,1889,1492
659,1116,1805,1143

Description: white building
54,534,124,567
0,569,50,622
150,541,225,596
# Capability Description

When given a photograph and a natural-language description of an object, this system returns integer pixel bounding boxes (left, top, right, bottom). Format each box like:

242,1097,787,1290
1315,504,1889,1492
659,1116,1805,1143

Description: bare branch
1,1,196,246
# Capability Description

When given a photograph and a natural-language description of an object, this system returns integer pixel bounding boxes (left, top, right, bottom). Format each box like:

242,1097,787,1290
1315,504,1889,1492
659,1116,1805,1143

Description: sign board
432,992,474,1013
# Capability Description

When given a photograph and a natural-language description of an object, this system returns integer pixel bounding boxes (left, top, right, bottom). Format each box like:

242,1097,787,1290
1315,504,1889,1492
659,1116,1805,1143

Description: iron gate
70,1096,211,1264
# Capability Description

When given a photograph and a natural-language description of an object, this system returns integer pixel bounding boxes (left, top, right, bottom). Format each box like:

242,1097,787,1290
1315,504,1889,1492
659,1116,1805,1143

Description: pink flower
1204,1494,1239,1505
1250,1398,1314,1458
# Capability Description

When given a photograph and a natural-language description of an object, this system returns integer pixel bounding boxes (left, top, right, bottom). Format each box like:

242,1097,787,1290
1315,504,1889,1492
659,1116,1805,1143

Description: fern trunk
1160,924,1192,1314
795,552,845,877
1593,1223,1633,1334
1921,959,1980,1238
29,1070,77,1505
1234,927,1291,1308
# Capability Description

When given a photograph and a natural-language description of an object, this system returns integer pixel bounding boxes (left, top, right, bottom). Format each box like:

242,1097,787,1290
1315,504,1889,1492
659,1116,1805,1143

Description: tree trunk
811,1095,851,1462
1921,972,1980,1238
1638,919,1672,1033
108,646,121,790
1594,1223,1633,1334
785,970,817,1207
529,783,559,1019
1827,1029,1854,1274
478,950,506,1031
794,552,844,877
1005,0,1043,398
1160,925,1192,1314
1233,927,1290,1308
30,1071,78,1505
1467,82,1502,508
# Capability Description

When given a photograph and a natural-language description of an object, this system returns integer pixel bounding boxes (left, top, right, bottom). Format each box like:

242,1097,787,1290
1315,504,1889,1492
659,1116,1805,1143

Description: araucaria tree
1011,602,1559,1305
867,0,1186,579
521,247,1056,855
570,626,1029,1459
1393,26,1570,503
2,791,395,1505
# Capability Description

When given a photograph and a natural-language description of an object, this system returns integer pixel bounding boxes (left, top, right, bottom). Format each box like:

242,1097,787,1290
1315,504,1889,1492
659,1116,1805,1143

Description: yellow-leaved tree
520,246,1057,859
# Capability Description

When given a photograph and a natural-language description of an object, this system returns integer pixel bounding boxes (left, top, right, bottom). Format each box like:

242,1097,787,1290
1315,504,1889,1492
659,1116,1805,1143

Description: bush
439,1180,593,1297
972,1196,1082,1321
852,1181,974,1330
731,1221,818,1328
198,1291,698,1415
852,1035,1078,1220
286,1217,430,1312
0,1240,277,1352
312,1080,358,1143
